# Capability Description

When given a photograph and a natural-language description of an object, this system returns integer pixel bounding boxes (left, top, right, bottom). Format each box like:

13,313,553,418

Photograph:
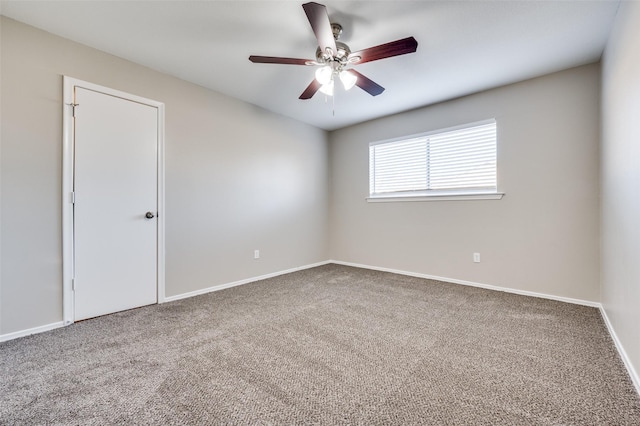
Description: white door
73,87,159,321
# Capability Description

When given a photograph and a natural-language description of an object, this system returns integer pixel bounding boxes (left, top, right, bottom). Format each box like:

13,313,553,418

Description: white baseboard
0,261,331,342
163,260,332,303
0,321,65,343
599,306,640,395
3,259,638,399
330,260,600,307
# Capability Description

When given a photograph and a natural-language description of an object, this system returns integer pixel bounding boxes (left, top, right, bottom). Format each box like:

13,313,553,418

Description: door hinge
72,278,76,291
70,191,75,204
67,103,79,117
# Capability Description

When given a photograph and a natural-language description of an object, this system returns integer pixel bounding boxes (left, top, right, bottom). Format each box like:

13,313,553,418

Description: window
368,120,502,201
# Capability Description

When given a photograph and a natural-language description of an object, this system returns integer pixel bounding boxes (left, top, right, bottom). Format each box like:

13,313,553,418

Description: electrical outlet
254,249,260,259
473,253,481,263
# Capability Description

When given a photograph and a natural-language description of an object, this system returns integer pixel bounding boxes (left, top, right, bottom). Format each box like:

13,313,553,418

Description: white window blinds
369,120,497,197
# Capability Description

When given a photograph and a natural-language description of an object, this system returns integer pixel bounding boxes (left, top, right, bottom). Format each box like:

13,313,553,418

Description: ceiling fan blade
249,56,313,65
302,2,337,56
299,79,322,100
349,37,418,65
348,70,385,96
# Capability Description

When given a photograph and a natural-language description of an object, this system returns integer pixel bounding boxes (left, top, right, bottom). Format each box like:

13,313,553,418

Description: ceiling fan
249,2,418,100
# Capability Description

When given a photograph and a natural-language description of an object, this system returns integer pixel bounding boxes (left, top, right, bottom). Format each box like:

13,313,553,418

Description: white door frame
62,76,165,325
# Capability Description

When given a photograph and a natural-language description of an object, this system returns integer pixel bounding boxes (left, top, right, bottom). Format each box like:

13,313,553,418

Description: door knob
145,212,155,219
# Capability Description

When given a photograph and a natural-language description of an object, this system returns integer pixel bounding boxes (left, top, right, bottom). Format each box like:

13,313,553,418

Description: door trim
62,76,166,325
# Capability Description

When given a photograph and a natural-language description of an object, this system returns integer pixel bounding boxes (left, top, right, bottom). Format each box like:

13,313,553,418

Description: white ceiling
0,0,620,131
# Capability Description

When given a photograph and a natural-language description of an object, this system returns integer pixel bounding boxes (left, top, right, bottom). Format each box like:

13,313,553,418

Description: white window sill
366,192,505,202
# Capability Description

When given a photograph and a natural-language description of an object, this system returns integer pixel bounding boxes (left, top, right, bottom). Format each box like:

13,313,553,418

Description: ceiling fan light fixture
339,70,357,90
315,65,333,85
319,79,334,96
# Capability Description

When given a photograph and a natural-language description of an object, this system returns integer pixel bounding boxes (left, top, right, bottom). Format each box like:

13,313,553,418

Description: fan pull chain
332,90,335,116
322,89,335,116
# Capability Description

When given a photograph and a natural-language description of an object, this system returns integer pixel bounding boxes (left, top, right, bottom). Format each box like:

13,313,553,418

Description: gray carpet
1,264,639,425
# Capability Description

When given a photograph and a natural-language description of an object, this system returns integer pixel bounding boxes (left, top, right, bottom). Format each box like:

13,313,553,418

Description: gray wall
0,17,329,335
601,1,640,386
329,64,601,302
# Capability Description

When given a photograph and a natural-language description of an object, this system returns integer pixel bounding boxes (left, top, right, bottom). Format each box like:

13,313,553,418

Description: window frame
367,119,504,202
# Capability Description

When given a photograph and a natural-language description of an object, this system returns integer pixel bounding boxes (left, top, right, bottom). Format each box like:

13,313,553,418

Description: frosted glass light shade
319,79,334,96
315,66,333,85
339,70,357,90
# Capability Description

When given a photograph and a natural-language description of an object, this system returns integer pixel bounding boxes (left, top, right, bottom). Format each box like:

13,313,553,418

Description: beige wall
329,64,601,302
601,1,640,387
0,17,329,335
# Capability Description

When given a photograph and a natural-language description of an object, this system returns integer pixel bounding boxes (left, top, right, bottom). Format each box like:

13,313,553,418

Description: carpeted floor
1,264,639,425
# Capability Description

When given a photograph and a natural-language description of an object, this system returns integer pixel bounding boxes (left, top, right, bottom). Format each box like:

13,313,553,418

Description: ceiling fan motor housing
314,22,352,66
315,40,351,64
